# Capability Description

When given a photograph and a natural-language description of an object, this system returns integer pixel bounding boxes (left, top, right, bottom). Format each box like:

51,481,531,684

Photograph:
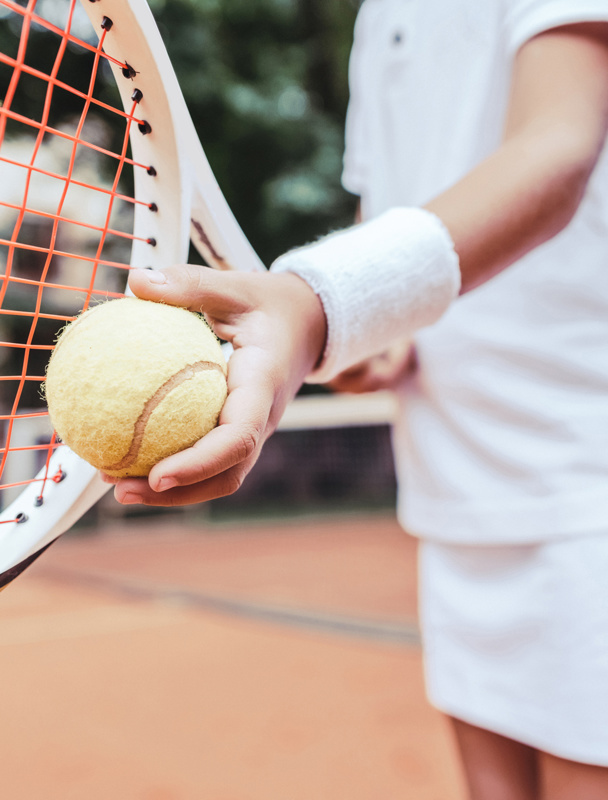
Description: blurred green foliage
0,0,359,407
150,0,359,265
0,0,359,266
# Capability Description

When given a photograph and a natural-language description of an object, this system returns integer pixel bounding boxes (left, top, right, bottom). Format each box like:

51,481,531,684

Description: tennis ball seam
102,360,225,472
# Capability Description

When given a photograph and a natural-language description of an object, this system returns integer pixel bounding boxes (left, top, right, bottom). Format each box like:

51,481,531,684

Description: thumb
128,265,257,319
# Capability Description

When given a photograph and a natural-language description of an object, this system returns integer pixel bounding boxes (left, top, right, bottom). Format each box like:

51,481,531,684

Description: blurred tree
148,0,359,265
0,0,359,266
0,0,360,407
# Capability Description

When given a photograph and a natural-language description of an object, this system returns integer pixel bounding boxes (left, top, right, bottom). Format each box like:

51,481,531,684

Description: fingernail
119,491,143,505
155,477,178,492
133,268,166,285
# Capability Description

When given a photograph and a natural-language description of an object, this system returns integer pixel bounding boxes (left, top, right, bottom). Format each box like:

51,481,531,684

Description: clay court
0,510,467,799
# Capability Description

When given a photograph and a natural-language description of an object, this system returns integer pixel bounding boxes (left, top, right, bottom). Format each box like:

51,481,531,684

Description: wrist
274,272,328,379
271,207,460,383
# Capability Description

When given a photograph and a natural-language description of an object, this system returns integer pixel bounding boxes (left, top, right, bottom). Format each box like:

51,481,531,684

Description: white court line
0,604,184,647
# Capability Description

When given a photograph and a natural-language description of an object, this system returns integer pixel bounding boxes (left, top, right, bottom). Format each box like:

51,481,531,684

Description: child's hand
105,265,326,507
327,341,417,395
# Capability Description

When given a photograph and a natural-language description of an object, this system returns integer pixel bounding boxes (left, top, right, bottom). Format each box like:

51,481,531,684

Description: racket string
1,0,97,488
0,0,157,501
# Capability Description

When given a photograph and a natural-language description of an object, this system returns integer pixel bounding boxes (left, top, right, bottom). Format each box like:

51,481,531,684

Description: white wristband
270,207,461,383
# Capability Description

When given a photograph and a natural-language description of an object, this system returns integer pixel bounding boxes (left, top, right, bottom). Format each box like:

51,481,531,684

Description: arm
113,23,608,506
322,22,608,396
431,22,608,292
327,341,417,395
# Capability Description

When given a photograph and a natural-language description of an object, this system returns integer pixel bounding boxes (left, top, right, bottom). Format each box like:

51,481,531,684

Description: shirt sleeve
341,94,368,196
341,3,373,196
505,0,608,56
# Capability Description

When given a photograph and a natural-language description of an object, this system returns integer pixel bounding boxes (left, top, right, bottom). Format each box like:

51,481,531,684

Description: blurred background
0,0,398,520
0,1,467,797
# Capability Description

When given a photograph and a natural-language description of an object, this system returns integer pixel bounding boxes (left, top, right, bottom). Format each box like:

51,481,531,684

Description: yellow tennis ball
44,297,228,478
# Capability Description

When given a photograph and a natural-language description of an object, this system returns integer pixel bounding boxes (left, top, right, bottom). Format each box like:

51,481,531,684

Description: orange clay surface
0,512,467,800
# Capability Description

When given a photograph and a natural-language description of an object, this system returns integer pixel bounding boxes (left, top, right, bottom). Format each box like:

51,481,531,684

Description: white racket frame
0,0,264,578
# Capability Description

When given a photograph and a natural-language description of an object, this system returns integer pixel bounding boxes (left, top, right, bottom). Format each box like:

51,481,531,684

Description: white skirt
418,532,608,766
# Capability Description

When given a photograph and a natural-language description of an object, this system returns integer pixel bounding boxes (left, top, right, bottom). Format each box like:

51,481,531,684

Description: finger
112,384,267,502
114,463,251,507
121,345,277,496
128,265,259,321
100,472,119,485
146,395,268,491
112,382,273,506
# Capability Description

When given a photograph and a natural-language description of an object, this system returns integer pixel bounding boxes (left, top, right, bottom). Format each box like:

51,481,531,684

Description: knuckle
186,264,211,304
233,426,259,462
163,263,208,304
221,469,246,497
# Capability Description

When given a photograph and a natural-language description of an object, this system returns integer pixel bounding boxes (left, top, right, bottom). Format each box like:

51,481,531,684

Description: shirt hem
427,695,608,768
341,168,366,197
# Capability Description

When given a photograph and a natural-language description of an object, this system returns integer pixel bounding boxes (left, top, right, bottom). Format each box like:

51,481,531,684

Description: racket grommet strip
122,63,138,80
34,496,44,508
138,120,152,135
101,16,113,31
131,88,144,103
52,469,67,484
147,166,157,177
147,237,157,247
15,513,28,525
149,203,158,212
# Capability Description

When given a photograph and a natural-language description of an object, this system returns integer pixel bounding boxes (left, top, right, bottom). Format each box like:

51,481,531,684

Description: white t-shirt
343,0,608,545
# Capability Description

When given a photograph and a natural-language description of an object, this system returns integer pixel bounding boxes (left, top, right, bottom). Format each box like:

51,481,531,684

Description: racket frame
0,0,264,582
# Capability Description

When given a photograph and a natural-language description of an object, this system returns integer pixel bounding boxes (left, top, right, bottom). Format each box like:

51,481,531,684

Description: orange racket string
0,271,127,296
0,239,133,269
0,108,149,170
2,472,63,492
0,309,71,321
82,96,141,309
1,0,83,305
30,434,64,507
0,341,54,351
0,200,151,246
0,0,154,497
0,452,65,499
0,52,145,128
0,0,47,487
1,0,83,484
0,157,151,210
0,376,47,381
0,0,127,71
0,0,35,145
0,410,48,421
0,443,60,457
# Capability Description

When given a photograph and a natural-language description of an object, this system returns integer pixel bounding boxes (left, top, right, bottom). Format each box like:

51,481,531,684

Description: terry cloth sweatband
270,207,461,383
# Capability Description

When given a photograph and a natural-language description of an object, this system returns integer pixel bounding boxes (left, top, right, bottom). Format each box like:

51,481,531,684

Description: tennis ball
44,297,228,478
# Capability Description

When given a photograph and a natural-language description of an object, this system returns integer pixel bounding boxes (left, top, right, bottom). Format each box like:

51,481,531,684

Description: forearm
439,22,608,293
273,24,608,383
429,127,600,293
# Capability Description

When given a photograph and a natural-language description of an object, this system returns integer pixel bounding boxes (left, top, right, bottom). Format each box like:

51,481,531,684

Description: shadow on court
0,512,466,799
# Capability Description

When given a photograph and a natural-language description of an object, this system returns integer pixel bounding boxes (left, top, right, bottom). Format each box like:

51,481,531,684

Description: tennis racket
0,0,265,589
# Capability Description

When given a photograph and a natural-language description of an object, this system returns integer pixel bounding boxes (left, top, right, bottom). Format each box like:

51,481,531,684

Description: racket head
82,0,265,274
0,0,263,585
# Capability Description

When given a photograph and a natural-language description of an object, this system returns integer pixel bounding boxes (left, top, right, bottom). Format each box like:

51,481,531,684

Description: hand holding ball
44,298,228,478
